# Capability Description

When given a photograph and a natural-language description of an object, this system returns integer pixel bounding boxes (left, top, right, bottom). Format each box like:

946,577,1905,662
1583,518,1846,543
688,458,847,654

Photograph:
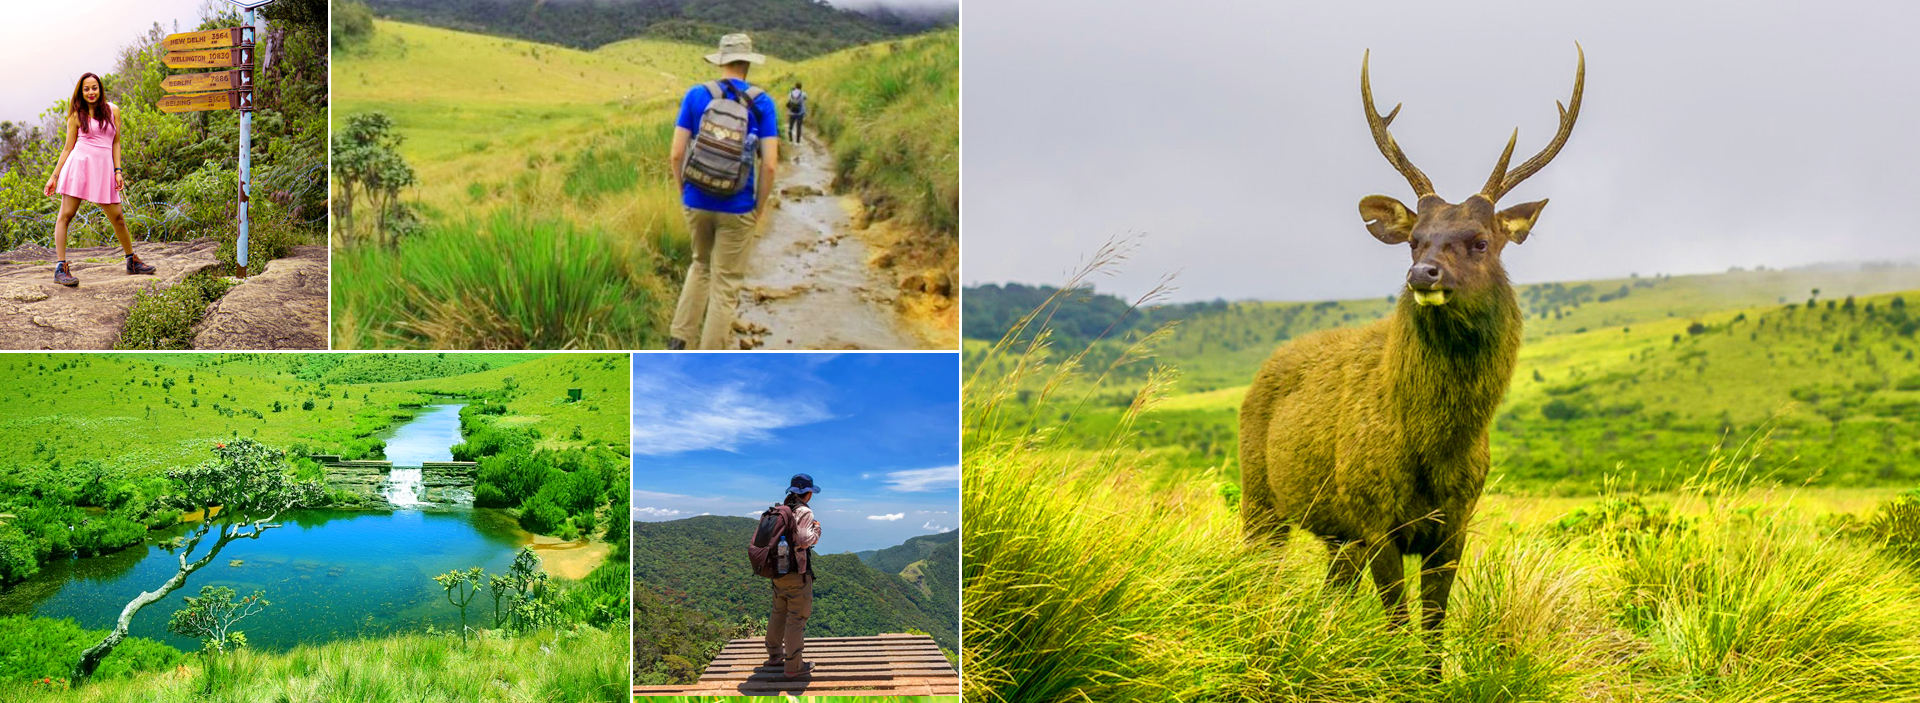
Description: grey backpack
684,81,764,197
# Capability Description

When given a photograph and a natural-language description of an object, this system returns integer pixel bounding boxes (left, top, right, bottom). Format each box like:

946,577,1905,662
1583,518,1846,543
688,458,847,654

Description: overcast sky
963,0,1920,303
0,0,213,126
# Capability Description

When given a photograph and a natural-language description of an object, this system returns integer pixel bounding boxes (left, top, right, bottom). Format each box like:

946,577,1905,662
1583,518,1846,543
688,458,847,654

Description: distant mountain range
632,515,957,652
360,0,955,59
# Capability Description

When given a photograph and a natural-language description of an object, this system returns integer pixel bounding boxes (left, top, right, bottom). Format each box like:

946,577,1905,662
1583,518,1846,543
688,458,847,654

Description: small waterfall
384,468,425,507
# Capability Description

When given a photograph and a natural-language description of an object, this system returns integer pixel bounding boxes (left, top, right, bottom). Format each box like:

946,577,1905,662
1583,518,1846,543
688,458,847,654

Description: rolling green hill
854,529,958,573
359,0,950,59
965,263,1920,494
633,516,957,652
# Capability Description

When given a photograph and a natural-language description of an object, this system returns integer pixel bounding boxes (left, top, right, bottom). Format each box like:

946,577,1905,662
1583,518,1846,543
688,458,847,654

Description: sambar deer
1239,46,1585,648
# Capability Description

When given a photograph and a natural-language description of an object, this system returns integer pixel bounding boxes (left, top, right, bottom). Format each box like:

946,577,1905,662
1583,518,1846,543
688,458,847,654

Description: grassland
0,624,628,703
962,285,1920,701
332,18,957,349
966,264,1920,494
0,353,623,476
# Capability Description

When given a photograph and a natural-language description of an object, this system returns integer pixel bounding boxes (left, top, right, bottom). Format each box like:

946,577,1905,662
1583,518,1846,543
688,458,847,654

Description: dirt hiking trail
730,136,931,350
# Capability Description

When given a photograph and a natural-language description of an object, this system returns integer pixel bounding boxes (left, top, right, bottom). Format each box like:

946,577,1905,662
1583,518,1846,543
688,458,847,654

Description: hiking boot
126,254,155,275
667,337,687,351
53,261,77,287
778,661,814,680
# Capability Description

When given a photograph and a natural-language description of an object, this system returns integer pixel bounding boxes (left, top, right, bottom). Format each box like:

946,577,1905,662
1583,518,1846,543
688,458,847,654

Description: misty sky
0,0,211,126
964,0,1920,303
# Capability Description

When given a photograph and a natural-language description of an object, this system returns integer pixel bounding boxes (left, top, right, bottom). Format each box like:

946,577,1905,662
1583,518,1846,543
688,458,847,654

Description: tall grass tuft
332,210,671,349
963,259,1920,702
0,626,626,703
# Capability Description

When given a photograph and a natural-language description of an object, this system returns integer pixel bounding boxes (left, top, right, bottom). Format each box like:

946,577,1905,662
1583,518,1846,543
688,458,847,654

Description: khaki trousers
766,572,812,675
669,207,757,349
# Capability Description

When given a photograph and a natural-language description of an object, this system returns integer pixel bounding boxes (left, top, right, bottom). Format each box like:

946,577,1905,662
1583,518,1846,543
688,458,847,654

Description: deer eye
1472,239,1489,252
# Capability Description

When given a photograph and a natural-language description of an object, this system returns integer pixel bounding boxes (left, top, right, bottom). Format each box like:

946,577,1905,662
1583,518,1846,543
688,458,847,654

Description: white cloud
868,513,905,521
631,376,832,455
922,521,953,533
860,473,873,480
633,507,682,518
746,511,764,518
884,466,960,492
632,489,693,502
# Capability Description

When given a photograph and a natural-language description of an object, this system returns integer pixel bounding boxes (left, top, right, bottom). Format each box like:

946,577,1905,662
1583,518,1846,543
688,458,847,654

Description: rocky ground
0,238,326,350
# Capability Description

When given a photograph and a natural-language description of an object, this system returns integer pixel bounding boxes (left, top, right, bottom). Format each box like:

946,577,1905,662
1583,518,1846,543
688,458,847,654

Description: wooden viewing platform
632,634,958,697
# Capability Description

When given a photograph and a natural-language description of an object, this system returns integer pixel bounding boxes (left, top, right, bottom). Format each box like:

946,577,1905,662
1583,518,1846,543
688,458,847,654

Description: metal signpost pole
237,4,253,278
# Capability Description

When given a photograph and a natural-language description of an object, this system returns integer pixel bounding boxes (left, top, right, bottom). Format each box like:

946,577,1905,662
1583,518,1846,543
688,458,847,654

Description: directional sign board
162,27,253,52
157,91,252,114
163,46,254,69
161,69,252,95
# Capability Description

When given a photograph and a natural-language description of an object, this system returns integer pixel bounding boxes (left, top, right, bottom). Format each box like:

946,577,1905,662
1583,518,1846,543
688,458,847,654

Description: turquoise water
0,403,527,652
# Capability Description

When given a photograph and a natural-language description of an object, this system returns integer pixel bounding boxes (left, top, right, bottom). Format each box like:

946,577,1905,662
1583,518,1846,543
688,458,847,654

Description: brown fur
1239,194,1535,635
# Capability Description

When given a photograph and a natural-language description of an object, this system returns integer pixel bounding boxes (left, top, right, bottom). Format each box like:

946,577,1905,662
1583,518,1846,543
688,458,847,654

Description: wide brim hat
706,33,767,65
786,472,821,495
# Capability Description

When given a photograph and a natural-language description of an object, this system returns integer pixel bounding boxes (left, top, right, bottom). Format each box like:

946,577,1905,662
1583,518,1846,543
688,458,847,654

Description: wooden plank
637,686,959,697
162,69,252,95
162,47,255,69
701,669,959,682
703,662,956,674
719,634,924,645
707,654,952,667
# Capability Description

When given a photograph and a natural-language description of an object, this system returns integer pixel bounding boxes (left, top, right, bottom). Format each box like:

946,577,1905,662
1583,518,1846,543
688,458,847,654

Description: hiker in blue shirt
667,33,781,351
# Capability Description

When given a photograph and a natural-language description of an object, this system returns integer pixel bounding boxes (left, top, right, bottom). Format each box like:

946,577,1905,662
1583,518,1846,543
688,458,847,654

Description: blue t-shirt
677,79,781,214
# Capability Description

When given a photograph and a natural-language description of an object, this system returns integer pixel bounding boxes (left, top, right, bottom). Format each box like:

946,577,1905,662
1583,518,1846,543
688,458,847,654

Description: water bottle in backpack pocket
684,81,764,197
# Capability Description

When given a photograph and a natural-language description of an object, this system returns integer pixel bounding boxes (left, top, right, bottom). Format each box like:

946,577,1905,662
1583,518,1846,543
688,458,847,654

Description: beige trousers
766,572,813,675
669,207,758,349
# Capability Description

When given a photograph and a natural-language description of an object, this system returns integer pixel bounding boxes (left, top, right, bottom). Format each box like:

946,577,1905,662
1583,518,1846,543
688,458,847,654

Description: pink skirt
54,145,119,205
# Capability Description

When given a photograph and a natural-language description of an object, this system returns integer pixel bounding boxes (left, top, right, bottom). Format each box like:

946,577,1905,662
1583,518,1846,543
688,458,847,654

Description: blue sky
630,353,959,554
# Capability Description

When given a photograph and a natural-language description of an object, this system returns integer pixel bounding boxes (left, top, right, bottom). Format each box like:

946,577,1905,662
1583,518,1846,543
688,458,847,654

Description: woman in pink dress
39,72,154,287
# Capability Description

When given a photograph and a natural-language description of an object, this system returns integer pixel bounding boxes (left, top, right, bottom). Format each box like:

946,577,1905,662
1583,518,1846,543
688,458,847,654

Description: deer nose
1408,263,1442,288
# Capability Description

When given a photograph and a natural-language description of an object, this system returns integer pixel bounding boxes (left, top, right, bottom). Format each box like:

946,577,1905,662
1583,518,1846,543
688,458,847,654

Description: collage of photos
3,0,1920,702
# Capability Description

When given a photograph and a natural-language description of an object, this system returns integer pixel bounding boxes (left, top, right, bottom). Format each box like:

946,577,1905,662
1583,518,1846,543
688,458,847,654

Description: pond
0,403,531,652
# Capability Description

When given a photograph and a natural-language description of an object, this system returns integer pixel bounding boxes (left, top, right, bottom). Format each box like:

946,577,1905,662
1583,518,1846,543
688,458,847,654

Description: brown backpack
683,81,765,197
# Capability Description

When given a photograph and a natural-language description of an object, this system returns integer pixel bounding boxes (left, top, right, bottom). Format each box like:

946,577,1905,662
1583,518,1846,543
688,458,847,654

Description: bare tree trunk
71,532,230,683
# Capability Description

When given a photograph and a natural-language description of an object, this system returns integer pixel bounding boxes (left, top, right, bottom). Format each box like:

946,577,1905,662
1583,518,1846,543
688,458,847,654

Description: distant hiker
786,82,807,143
666,33,781,351
750,473,822,680
41,72,154,287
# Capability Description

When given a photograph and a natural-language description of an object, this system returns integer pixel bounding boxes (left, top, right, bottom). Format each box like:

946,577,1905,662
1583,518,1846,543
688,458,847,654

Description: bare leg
99,202,141,263
53,195,81,262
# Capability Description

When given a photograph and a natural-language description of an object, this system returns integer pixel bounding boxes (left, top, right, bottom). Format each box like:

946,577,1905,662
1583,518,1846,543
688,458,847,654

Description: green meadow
332,16,957,349
962,264,1920,702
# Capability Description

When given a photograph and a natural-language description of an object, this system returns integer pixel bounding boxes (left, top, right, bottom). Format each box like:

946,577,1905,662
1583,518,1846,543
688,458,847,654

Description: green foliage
0,616,183,684
115,274,238,350
632,583,763,686
330,112,416,242
854,529,958,574
167,586,267,693
332,0,376,49
331,211,669,349
432,566,485,645
794,31,958,236
1867,489,1920,560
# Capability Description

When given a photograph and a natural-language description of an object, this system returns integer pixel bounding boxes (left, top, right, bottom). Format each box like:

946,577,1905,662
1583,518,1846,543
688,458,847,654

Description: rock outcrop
192,245,327,350
0,239,221,349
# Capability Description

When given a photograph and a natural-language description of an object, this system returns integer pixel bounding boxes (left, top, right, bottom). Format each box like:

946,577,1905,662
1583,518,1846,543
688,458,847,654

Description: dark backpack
748,504,800,578
683,80,765,197
786,90,805,115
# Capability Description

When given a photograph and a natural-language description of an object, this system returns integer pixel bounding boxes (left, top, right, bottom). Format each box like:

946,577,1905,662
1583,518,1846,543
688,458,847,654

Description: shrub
115,273,238,350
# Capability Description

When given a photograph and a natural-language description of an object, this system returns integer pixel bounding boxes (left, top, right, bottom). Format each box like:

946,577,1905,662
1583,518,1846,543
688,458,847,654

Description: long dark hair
783,492,804,508
68,73,109,134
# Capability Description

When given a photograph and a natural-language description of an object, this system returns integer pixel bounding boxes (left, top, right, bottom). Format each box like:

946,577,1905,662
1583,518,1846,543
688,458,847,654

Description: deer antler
1482,43,1585,202
1362,49,1434,199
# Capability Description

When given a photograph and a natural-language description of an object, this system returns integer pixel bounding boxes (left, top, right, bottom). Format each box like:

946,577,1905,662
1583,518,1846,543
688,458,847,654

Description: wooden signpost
160,0,272,277
160,26,254,52
162,47,255,69
160,69,253,95
156,91,248,114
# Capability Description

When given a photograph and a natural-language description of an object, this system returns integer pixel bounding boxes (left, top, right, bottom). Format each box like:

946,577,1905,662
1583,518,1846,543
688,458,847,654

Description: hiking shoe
667,337,687,351
53,261,77,287
126,255,155,275
778,661,814,680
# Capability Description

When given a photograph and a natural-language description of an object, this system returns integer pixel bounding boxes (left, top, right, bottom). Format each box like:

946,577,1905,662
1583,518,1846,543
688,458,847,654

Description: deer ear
1497,199,1548,244
1358,195,1416,245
